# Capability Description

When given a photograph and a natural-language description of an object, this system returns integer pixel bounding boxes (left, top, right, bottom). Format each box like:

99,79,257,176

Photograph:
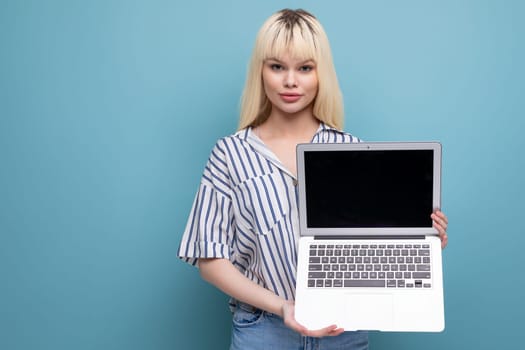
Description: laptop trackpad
345,293,394,331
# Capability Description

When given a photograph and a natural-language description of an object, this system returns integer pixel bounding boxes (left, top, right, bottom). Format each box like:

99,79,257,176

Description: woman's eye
270,64,284,70
299,65,313,72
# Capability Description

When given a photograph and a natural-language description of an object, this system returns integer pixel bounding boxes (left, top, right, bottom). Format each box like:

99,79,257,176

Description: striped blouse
177,123,360,302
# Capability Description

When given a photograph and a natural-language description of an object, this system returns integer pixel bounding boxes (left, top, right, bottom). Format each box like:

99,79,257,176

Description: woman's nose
284,71,298,88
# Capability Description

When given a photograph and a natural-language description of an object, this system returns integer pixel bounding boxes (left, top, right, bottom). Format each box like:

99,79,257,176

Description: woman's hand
431,210,449,249
281,300,344,337
199,259,343,337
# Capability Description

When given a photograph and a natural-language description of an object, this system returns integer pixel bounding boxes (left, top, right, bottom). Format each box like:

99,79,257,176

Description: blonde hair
238,9,344,130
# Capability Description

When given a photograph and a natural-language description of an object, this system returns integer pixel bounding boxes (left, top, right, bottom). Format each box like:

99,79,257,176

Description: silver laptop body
294,142,445,332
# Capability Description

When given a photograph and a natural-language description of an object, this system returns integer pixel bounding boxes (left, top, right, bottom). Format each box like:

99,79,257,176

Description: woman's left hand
431,210,448,249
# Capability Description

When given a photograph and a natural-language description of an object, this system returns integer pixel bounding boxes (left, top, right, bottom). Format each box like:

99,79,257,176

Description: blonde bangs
260,19,319,63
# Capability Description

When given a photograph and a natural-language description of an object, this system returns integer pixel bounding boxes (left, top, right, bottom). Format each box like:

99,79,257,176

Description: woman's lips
279,93,302,103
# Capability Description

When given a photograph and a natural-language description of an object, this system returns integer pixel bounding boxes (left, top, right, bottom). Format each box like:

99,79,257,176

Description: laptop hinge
314,235,426,240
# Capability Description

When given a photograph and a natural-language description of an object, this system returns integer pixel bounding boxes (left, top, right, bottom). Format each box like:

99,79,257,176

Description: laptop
294,142,445,332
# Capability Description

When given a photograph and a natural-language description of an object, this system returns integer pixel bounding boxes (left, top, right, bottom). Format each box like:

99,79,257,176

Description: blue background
1,0,524,349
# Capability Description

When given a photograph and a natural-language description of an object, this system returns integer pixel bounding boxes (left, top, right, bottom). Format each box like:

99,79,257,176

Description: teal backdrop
1,0,524,349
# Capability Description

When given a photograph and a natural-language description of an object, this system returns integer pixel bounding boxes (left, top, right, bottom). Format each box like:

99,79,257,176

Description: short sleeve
177,141,235,266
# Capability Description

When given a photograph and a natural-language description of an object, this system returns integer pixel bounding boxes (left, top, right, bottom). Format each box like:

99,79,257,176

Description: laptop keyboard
307,243,432,289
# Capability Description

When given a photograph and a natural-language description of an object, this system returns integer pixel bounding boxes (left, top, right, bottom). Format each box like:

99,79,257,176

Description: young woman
178,8,449,350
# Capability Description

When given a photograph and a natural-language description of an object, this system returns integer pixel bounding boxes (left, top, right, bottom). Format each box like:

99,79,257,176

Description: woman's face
262,52,318,117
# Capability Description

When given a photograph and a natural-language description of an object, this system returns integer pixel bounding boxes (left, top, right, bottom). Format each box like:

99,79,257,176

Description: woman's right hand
199,259,343,337
281,300,344,337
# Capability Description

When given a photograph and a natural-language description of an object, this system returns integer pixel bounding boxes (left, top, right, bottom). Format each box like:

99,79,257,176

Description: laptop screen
304,149,434,229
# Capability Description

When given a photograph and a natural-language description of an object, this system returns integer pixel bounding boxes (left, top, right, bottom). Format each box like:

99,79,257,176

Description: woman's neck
253,109,320,177
257,108,320,141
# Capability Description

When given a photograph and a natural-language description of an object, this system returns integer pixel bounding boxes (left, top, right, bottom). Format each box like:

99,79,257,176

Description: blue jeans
230,303,369,350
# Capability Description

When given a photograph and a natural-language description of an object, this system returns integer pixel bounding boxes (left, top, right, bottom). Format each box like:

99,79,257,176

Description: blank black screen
304,150,434,228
